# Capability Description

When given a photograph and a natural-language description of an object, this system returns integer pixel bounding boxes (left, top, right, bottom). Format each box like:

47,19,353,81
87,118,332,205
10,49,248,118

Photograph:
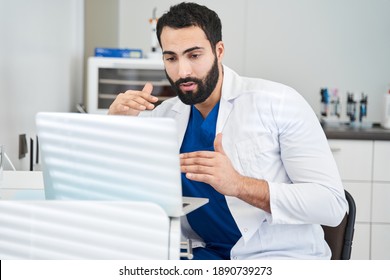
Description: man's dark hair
156,2,222,50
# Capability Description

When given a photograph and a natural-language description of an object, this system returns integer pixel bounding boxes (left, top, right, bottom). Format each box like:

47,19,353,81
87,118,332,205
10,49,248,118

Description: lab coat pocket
235,134,276,178
257,223,324,256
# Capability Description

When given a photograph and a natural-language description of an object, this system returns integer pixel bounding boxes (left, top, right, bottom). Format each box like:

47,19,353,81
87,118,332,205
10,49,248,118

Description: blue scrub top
180,102,241,259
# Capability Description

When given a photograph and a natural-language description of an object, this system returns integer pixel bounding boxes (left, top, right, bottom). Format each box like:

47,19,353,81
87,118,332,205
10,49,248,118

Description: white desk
0,171,45,200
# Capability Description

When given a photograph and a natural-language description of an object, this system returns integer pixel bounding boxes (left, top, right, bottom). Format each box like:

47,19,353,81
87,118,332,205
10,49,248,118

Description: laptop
35,112,208,217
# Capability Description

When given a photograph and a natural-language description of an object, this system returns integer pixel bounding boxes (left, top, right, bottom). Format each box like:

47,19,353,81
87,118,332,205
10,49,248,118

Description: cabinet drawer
373,141,390,181
371,224,390,260
350,223,370,260
344,182,371,223
328,140,373,181
372,183,390,223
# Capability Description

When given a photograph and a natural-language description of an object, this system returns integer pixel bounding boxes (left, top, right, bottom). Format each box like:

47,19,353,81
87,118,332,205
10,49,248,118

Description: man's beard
166,57,219,105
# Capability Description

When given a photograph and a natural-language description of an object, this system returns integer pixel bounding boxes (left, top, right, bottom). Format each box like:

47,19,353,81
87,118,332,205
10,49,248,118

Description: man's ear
215,41,225,61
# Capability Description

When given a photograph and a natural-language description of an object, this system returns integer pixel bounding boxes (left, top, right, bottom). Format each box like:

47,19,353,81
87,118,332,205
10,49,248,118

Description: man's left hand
180,133,243,197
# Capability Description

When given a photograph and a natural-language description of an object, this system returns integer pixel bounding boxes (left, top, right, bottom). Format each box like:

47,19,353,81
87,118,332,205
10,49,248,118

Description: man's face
165,56,219,105
161,26,223,105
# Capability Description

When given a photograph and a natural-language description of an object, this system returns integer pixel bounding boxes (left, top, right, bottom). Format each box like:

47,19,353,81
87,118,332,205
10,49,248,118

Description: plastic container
381,89,390,129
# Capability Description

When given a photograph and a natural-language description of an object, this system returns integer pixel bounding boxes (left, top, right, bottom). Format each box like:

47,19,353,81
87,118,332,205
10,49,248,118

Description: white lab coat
142,65,348,259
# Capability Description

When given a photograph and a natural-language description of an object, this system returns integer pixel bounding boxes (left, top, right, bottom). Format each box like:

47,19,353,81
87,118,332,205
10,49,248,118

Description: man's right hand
108,82,159,116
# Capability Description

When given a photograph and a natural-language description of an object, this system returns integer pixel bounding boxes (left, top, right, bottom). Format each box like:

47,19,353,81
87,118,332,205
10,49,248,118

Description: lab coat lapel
216,66,237,134
218,66,267,243
216,97,233,134
171,101,191,145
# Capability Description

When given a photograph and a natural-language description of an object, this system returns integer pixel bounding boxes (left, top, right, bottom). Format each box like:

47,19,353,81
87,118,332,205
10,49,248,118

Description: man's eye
165,57,176,62
191,54,200,59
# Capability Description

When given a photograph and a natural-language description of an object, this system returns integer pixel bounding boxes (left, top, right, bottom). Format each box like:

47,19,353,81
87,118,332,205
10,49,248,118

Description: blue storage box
94,48,143,58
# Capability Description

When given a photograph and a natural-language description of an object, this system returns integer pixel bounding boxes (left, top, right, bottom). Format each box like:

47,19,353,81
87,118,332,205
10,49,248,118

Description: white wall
118,0,247,73
244,0,390,122
0,0,84,170
84,0,119,104
1,0,389,170
118,0,390,122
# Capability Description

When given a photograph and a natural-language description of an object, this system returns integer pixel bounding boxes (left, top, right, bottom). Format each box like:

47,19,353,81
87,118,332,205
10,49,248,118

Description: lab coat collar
169,65,240,140
220,65,243,101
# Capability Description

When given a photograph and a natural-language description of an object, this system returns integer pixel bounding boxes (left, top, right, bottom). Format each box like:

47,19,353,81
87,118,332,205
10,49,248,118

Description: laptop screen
36,112,184,217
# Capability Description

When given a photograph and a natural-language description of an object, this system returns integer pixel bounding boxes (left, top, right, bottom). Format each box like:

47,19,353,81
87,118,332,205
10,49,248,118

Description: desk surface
1,171,44,189
322,123,390,140
0,171,44,200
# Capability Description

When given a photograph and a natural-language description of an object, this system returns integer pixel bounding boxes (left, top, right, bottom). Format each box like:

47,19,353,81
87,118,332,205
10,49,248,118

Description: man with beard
108,2,348,260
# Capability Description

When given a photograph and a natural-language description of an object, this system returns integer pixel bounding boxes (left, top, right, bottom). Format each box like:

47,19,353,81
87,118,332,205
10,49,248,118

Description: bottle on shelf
381,87,390,129
359,92,368,123
346,92,356,123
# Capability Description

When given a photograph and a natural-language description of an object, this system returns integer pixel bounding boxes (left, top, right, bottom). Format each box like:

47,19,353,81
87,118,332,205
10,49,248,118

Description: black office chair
322,190,356,260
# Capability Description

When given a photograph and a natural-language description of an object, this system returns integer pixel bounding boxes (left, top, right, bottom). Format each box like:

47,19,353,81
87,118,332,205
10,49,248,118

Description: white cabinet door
372,183,390,223
373,141,390,181
344,183,371,260
371,224,390,260
350,223,370,260
328,140,373,181
344,182,371,223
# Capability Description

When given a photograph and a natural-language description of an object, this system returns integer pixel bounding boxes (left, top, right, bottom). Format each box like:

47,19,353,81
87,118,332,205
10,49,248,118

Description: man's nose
178,59,192,78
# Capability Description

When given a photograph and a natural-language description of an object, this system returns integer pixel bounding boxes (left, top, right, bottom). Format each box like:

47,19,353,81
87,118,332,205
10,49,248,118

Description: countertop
322,122,390,140
0,171,44,200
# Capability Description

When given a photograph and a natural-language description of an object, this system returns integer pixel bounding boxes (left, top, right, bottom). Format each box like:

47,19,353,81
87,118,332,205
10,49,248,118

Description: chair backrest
322,190,356,260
